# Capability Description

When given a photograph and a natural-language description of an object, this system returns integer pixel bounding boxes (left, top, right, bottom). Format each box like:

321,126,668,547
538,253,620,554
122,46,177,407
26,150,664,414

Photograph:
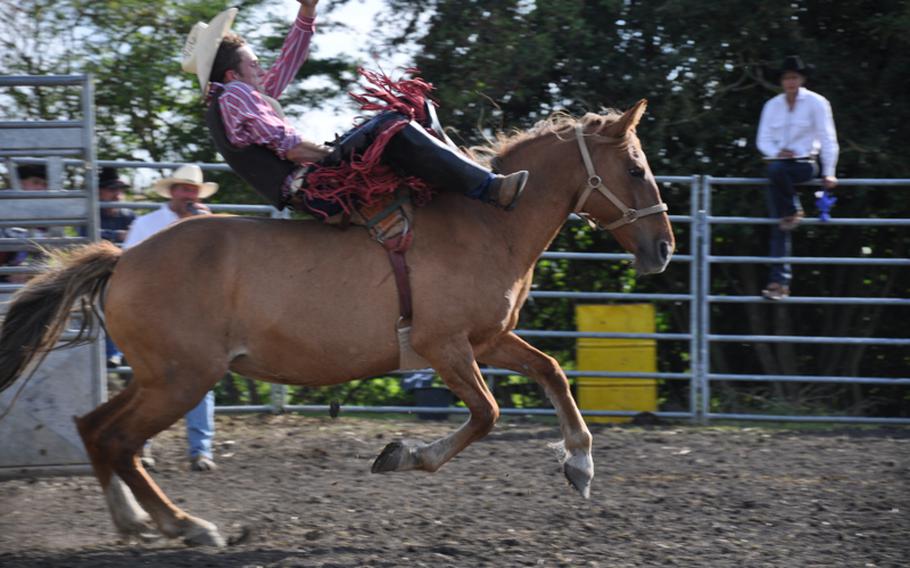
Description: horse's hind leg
477,332,594,497
75,386,158,541
76,369,226,546
372,337,500,474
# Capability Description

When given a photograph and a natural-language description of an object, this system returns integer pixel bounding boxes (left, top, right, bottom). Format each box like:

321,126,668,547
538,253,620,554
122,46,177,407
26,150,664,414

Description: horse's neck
494,137,582,270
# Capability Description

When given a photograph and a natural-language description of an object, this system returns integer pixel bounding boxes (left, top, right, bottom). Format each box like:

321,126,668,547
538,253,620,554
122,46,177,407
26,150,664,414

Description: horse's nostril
658,240,672,262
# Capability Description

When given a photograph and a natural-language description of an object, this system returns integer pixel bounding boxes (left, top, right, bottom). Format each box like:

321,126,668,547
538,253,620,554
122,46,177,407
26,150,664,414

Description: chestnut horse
0,100,674,546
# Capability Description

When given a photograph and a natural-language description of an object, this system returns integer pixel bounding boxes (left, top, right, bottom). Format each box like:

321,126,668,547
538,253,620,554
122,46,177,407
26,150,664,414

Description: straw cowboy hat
151,165,219,199
182,8,238,95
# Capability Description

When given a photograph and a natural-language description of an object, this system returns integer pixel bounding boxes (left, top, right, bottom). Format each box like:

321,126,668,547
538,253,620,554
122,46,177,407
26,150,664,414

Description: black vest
205,92,297,209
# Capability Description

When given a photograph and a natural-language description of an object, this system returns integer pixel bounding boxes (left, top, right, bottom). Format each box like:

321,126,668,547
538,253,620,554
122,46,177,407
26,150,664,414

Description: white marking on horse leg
564,448,595,499
548,439,594,497
105,475,158,541
180,516,226,547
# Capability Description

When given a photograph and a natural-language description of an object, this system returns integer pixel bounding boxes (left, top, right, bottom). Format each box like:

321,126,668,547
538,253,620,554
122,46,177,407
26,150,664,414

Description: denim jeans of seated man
765,159,817,286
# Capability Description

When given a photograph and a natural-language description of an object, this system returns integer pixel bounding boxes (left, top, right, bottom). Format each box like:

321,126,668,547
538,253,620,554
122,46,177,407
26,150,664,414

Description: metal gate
0,75,105,477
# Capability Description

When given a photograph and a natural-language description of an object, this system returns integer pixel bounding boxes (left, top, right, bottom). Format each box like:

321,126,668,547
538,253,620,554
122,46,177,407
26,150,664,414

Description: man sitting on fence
756,55,839,300
180,1,528,222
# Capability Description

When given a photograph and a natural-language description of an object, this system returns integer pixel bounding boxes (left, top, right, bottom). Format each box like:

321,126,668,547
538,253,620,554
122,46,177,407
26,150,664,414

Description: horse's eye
628,167,645,178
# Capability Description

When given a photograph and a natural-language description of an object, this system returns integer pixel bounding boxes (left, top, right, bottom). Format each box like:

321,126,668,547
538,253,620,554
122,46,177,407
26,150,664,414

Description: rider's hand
183,201,211,217
778,149,795,159
297,0,318,17
287,141,330,164
822,176,838,189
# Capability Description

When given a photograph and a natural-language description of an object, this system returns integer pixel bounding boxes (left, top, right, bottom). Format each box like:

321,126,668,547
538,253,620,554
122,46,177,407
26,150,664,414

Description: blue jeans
104,333,121,362
765,160,817,285
185,391,215,460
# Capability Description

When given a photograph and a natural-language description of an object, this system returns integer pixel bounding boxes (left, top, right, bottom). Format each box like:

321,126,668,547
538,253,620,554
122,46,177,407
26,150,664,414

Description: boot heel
487,170,529,210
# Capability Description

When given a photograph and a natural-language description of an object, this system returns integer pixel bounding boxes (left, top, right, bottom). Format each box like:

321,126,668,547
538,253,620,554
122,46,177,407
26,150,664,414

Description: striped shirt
211,14,316,160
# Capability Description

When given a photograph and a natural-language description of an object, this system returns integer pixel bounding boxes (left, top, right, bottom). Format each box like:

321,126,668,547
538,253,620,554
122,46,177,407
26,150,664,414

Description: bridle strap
572,124,668,230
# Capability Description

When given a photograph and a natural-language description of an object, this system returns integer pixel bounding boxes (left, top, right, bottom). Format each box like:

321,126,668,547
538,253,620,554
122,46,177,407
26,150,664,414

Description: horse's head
570,101,675,275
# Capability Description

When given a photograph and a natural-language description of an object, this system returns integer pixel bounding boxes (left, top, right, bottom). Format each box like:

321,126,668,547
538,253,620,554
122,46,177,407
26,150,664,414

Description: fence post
267,204,291,414
689,175,702,422
696,175,713,424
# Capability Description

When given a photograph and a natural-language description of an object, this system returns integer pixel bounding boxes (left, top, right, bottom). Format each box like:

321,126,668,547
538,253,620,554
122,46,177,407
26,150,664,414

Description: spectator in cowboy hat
123,164,217,248
122,164,219,471
756,54,839,300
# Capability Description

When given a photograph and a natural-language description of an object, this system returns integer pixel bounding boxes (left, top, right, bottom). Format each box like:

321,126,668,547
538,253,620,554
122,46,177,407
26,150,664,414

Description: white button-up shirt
122,205,181,249
756,87,839,177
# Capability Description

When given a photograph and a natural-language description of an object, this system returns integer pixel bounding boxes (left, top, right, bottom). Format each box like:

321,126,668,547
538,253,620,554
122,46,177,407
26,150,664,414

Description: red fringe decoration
300,68,437,219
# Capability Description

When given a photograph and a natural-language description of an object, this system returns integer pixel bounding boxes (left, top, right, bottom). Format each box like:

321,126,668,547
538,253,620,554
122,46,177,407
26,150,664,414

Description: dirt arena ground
1,413,908,567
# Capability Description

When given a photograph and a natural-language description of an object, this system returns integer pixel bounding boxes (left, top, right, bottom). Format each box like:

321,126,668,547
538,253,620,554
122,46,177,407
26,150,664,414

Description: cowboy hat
182,8,238,96
779,55,812,78
151,164,218,199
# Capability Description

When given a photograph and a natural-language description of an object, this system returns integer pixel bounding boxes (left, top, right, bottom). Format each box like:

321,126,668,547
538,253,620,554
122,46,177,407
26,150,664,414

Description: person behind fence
98,167,136,245
95,167,136,367
756,55,839,300
180,0,528,222
122,164,219,471
1,164,54,284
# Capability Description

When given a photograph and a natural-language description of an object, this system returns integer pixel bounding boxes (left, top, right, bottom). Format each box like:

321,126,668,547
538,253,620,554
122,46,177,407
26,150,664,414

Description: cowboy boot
383,121,528,210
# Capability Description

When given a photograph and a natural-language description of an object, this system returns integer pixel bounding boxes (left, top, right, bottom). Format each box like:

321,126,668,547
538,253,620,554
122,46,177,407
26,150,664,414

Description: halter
572,124,668,230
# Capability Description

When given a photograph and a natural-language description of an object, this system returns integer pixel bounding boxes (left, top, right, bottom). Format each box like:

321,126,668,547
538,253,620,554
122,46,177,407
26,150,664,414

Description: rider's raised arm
261,0,318,99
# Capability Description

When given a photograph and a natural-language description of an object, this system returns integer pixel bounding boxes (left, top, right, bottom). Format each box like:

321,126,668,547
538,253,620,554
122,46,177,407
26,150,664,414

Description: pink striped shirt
212,14,315,160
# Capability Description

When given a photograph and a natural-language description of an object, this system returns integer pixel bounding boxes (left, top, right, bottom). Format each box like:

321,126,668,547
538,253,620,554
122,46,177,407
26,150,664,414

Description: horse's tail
0,241,122,394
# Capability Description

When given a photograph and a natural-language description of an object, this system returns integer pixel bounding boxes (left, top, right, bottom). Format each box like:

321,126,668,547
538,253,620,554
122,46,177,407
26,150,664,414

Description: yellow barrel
576,304,657,423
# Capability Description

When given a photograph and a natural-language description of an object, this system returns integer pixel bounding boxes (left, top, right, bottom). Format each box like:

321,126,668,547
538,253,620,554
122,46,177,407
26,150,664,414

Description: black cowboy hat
16,163,47,181
779,55,812,78
99,167,130,190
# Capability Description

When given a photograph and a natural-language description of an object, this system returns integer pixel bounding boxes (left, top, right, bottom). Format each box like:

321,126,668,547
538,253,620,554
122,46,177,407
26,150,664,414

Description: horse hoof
117,524,161,544
563,453,594,499
371,441,406,473
182,519,226,547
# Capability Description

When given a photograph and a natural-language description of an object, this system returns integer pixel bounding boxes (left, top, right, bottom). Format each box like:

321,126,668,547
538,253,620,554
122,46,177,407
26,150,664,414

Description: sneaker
190,455,217,472
779,210,804,231
761,282,790,300
486,170,529,210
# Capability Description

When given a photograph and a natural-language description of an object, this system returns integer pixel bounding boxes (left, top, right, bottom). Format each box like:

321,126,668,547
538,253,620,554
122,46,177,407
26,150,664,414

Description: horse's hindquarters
106,216,404,387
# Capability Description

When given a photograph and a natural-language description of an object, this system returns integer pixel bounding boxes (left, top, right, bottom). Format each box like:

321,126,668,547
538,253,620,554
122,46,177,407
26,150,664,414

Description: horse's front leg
477,332,594,498
372,337,499,474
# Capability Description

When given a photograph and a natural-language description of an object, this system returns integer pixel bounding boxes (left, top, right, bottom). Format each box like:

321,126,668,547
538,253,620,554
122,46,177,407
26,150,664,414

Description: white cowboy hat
151,165,219,199
182,8,238,96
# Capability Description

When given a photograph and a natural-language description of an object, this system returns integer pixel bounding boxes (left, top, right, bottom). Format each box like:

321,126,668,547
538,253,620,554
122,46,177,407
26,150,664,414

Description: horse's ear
603,99,648,135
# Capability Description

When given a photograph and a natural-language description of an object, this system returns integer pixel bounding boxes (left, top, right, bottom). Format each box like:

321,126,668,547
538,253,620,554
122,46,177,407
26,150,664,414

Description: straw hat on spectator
151,165,218,199
181,8,238,95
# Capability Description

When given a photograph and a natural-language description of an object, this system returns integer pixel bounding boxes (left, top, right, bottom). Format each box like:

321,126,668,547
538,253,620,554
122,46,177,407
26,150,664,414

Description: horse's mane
465,110,628,169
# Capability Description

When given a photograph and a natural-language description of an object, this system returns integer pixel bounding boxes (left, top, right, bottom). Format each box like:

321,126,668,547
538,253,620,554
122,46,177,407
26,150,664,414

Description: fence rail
697,175,909,425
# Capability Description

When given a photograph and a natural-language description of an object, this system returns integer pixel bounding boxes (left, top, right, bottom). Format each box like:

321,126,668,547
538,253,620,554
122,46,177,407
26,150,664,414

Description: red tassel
299,68,436,219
